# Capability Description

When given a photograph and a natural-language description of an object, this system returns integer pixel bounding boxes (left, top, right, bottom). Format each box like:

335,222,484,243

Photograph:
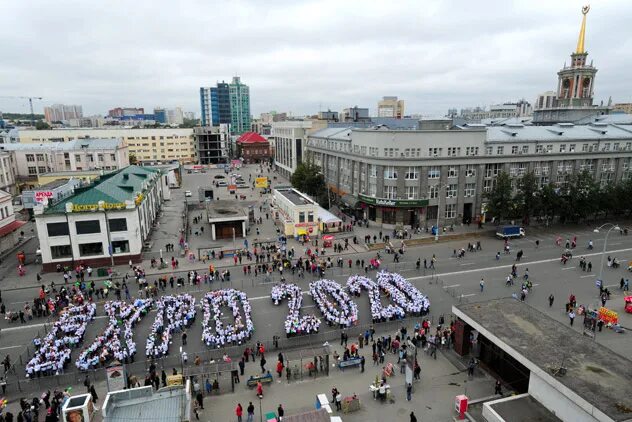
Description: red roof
237,132,268,144
0,220,26,238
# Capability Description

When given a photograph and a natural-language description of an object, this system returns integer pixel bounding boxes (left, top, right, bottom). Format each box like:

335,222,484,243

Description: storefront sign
358,194,429,208
295,222,318,227
72,203,126,212
34,191,53,203
255,177,269,188
597,307,618,325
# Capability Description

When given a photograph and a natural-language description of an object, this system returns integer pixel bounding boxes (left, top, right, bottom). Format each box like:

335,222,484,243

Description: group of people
146,294,196,358
271,283,321,336
202,289,254,348
309,280,359,328
376,271,430,315
347,275,406,322
25,303,96,377
75,299,153,370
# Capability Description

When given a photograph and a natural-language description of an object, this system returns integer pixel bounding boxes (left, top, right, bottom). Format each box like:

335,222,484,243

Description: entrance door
408,210,417,227
368,206,376,221
463,203,473,224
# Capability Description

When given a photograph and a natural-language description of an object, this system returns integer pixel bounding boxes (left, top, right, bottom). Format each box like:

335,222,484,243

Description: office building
153,108,167,124
194,127,228,165
306,122,632,227
34,165,169,271
183,111,195,121
108,107,144,118
1,139,128,190
272,120,314,179
200,82,231,127
341,106,370,122
44,104,83,123
461,101,532,122
377,96,405,118
14,128,197,164
229,76,251,135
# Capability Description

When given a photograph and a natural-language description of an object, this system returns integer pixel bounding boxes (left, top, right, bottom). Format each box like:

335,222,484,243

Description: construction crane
0,96,43,126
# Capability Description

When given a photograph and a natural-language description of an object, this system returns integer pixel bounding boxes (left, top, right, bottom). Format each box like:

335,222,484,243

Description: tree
35,121,50,130
484,171,515,222
536,183,560,222
179,118,199,128
515,172,539,224
291,162,328,207
128,153,138,165
564,171,599,222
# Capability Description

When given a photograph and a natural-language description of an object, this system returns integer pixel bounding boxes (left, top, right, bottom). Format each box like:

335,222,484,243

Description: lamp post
258,394,263,422
593,223,620,293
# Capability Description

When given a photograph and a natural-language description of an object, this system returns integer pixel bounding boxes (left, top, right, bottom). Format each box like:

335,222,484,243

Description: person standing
479,278,485,292
247,402,255,422
410,411,418,422
277,404,285,420
495,380,502,395
89,384,99,404
335,391,342,411
235,403,243,422
360,355,365,373
406,383,412,401
569,310,576,326
239,357,245,376
548,294,554,307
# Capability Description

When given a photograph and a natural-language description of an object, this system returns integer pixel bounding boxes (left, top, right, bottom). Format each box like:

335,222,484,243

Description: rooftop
206,200,248,220
275,187,316,206
44,165,160,214
0,138,124,151
236,131,268,144
455,298,632,422
39,178,75,190
488,395,562,422
103,386,187,422
486,122,632,142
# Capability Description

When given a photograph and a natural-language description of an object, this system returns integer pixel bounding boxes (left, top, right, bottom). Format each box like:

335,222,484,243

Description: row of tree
485,171,632,224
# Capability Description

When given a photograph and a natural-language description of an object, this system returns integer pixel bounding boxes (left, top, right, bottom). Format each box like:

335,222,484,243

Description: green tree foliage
485,171,515,221
515,172,539,223
179,118,199,128
128,153,138,165
291,162,328,207
35,121,50,130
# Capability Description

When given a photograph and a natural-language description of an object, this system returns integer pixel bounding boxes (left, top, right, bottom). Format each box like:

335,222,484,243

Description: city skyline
1,0,631,118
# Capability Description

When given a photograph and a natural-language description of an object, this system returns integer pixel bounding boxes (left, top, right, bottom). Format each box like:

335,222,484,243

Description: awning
341,194,359,208
0,220,27,237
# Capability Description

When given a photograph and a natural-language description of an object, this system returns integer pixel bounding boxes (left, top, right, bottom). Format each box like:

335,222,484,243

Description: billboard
255,177,269,188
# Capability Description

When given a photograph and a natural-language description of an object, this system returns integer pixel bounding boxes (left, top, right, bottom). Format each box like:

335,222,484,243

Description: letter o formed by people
309,279,358,328
376,271,430,316
202,289,254,348
347,275,405,322
271,283,321,336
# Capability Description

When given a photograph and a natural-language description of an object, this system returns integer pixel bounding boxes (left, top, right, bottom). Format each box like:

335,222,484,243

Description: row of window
26,153,116,162
50,240,130,259
378,165,478,180
381,183,477,200
487,142,632,156
47,218,128,237
297,211,315,223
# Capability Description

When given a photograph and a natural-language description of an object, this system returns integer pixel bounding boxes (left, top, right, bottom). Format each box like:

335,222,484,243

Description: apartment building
306,123,632,228
14,128,197,164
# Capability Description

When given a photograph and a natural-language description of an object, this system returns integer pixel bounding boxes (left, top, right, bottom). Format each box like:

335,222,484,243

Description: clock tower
556,5,597,108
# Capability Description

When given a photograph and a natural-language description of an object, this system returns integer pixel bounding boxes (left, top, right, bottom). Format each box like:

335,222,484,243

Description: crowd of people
75,299,153,370
146,294,196,358
271,283,321,336
347,275,406,322
202,289,254,348
309,280,358,328
25,303,96,377
376,271,430,316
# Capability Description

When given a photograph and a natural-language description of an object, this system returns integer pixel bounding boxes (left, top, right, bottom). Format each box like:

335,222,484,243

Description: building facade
229,76,251,135
194,127,228,165
613,103,632,114
236,132,270,163
34,166,169,271
44,104,83,123
0,189,26,255
272,120,313,179
0,151,16,195
14,128,197,164
306,124,632,228
108,107,144,118
377,96,405,118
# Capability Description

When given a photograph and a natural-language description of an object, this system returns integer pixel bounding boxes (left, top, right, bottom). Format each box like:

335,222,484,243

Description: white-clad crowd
376,271,430,315
146,294,196,358
26,303,96,377
76,299,153,370
346,275,405,322
271,283,321,335
309,279,358,328
202,289,254,348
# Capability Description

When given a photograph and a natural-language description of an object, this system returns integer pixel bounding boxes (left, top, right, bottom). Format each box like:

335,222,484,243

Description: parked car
216,181,228,187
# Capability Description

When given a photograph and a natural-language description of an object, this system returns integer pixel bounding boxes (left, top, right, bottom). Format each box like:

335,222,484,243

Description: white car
184,190,192,197
216,181,228,187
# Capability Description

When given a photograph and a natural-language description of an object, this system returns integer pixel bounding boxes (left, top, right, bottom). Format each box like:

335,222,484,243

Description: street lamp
593,223,620,292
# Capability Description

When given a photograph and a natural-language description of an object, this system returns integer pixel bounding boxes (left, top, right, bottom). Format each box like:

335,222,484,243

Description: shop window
51,245,72,259
382,209,396,225
79,242,103,256
298,212,305,223
108,218,128,232
112,240,130,254
47,222,69,237
76,220,101,234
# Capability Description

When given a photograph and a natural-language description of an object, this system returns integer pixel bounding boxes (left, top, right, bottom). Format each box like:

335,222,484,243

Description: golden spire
576,5,590,54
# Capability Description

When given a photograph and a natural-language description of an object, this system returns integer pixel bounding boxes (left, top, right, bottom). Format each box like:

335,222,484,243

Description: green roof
45,165,161,214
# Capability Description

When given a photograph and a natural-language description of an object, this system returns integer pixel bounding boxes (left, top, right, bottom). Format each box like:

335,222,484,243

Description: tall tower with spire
533,5,609,124
556,5,597,108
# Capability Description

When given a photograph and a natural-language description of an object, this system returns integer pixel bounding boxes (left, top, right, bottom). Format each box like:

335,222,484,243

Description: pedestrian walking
406,383,412,401
360,355,365,373
569,310,576,326
235,403,243,422
196,391,204,409
479,278,485,292
247,402,255,422
277,404,285,420
410,411,418,422
548,294,554,307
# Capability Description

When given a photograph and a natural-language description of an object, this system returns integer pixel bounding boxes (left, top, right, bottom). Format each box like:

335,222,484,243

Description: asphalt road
2,166,632,385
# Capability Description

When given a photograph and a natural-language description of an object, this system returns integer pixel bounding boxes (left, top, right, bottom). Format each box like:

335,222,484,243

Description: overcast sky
1,0,631,118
